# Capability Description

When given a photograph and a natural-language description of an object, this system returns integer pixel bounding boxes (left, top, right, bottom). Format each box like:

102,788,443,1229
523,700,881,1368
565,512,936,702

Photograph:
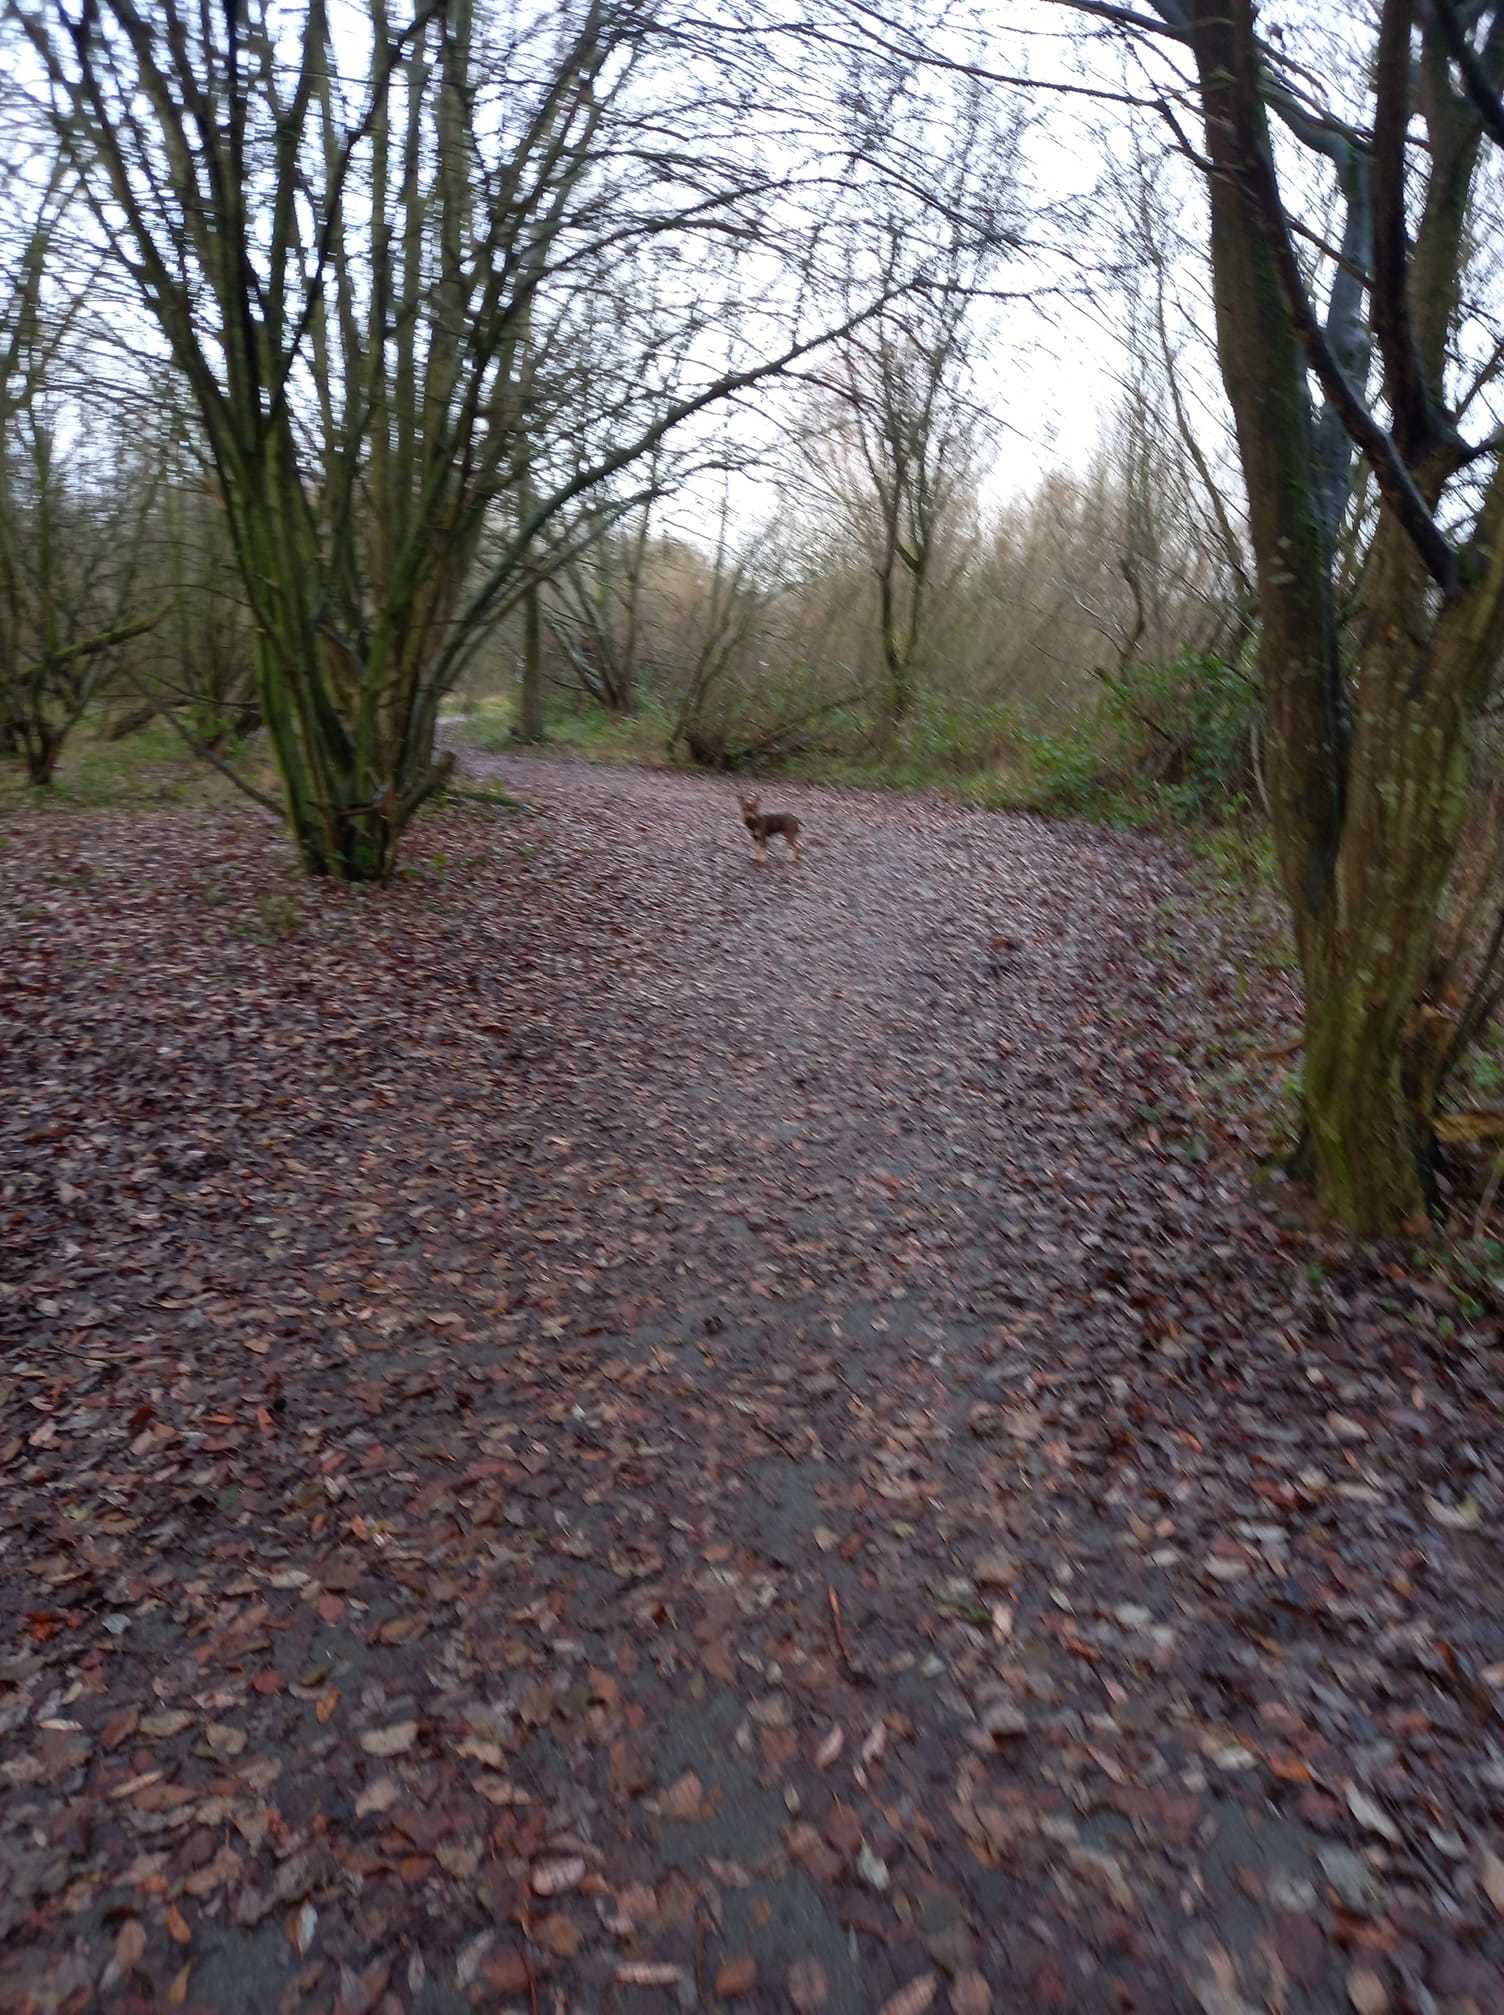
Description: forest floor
4,750,1504,2015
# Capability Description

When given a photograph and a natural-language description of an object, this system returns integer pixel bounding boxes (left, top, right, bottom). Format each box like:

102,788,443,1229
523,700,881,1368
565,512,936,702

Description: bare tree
545,487,661,720
667,511,788,767
0,148,161,785
14,0,928,877
1032,0,1504,1232
788,92,1018,735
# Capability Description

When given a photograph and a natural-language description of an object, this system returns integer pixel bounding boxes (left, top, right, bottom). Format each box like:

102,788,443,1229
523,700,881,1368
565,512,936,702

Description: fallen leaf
358,1719,417,1757
164,1902,191,1946
475,1774,530,1805
534,1912,581,1958
114,1919,147,1973
483,1950,531,1993
717,1955,757,1997
1481,1847,1504,1914
356,1776,400,1816
377,1614,424,1644
977,1699,1028,1743
1348,1964,1388,2014
787,1957,829,2011
102,1707,140,1749
657,1769,705,1820
881,1975,938,2015
140,1709,193,1739
456,1931,497,1987
530,1855,585,1896
617,1962,684,1986
1344,1784,1400,1845
950,1973,992,2015
182,1845,244,1898
814,1726,843,1769
1435,1109,1504,1143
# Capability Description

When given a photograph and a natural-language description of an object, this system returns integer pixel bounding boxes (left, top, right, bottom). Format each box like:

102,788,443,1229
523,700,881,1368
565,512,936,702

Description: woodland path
3,750,1504,2015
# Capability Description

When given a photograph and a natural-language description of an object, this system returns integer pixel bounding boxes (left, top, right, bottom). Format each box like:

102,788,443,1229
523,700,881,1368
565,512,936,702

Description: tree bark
517,581,545,744
1181,0,1504,1231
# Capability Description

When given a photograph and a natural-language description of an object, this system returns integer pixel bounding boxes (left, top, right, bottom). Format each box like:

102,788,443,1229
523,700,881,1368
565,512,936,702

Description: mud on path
4,751,1504,2015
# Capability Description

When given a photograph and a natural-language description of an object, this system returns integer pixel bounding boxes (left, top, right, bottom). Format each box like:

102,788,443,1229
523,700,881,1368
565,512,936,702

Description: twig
827,1582,867,1684
755,1416,802,1461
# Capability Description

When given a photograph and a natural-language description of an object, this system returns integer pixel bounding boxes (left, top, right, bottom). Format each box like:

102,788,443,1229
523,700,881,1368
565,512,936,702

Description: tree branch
1430,0,1504,148
1211,2,1459,593
1372,0,1435,456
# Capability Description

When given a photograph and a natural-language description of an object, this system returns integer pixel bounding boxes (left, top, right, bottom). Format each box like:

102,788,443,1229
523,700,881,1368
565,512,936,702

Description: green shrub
1021,728,1112,817
897,693,1016,773
1020,649,1260,826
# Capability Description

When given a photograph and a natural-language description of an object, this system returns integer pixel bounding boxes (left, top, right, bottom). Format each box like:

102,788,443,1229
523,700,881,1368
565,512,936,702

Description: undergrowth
0,716,250,815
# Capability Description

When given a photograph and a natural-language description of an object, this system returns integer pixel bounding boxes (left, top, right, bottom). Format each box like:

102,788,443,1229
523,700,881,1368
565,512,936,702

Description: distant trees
793,310,982,737
787,91,1017,736
0,153,161,786
13,0,979,877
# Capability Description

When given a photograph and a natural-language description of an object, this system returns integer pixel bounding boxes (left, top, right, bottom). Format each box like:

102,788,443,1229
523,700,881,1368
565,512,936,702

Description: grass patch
0,715,259,816
458,689,681,767
453,693,516,752
780,747,1031,809
538,703,676,765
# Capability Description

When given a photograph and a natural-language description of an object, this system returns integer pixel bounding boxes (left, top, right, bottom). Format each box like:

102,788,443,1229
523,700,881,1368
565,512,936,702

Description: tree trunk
106,702,160,742
876,570,915,734
1301,975,1430,1231
1295,509,1494,1229
605,660,635,719
1182,0,1478,1234
24,730,61,788
251,603,453,884
517,582,545,743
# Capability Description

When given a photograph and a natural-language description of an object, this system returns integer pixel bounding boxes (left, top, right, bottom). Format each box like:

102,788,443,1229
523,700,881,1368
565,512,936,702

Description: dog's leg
753,841,767,867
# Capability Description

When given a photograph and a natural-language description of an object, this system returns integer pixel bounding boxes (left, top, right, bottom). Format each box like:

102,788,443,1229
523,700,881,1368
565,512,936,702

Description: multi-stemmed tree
15,0,951,877
1010,0,1504,1231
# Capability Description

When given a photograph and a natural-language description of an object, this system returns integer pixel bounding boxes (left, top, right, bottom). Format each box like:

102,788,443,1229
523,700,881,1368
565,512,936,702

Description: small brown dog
738,792,802,865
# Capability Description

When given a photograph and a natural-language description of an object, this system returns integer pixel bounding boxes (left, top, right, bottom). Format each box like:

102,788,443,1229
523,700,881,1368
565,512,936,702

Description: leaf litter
3,749,1504,2012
